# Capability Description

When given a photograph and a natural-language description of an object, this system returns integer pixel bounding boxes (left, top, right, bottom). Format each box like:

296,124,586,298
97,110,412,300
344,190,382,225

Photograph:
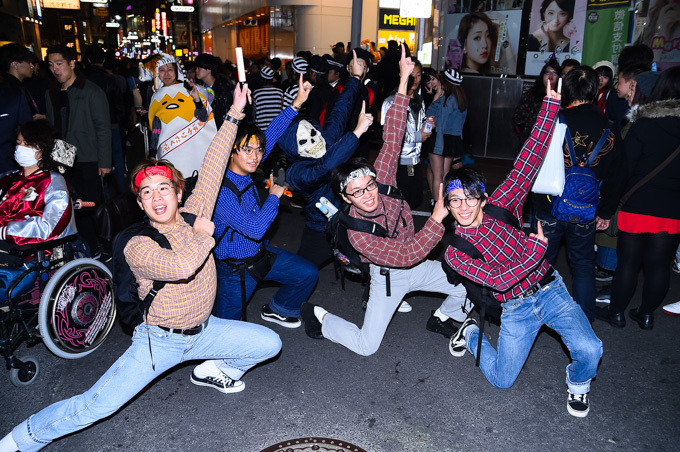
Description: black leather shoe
629,308,654,330
595,306,626,328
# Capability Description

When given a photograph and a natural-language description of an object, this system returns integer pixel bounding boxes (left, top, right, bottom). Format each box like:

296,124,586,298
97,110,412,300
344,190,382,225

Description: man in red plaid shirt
443,83,602,418
299,46,468,356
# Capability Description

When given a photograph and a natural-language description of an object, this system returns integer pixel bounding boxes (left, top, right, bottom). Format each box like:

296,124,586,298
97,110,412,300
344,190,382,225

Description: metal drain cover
260,437,368,452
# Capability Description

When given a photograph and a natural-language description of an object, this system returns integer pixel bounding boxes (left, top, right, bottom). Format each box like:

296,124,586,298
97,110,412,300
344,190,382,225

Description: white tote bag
532,121,566,196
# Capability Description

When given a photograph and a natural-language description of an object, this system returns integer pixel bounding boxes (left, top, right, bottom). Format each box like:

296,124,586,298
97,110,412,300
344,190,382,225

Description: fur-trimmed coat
621,99,680,219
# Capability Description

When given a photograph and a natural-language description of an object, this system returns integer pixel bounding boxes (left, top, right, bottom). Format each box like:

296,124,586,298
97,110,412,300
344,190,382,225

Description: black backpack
325,183,405,303
112,212,196,333
441,203,521,366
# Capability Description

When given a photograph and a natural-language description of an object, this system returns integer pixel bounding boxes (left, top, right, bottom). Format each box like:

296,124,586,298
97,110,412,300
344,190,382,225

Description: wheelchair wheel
38,258,116,359
9,356,39,387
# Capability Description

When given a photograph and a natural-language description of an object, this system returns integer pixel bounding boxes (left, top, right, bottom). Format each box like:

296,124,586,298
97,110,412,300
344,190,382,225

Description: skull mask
296,120,326,159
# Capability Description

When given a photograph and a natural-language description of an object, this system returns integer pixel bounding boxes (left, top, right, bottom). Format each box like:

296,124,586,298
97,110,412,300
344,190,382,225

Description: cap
444,68,463,85
260,66,274,80
291,57,308,74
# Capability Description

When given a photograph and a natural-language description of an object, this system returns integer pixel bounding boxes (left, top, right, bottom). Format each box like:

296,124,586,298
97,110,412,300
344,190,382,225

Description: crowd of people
0,38,679,451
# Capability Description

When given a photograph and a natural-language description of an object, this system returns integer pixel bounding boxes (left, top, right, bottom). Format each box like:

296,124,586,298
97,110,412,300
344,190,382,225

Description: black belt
521,268,556,298
223,244,266,270
158,320,207,336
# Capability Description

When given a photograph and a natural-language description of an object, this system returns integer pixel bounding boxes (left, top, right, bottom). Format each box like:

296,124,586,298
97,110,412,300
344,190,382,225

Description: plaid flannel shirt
444,97,560,302
348,93,445,268
124,106,244,329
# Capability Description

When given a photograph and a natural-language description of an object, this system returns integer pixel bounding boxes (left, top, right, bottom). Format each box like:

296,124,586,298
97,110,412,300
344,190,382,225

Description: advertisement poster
581,0,630,67
444,10,522,75
637,0,680,70
524,0,588,75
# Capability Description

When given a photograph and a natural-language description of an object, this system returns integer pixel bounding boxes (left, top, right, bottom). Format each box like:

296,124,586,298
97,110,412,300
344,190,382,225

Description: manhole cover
261,437,367,452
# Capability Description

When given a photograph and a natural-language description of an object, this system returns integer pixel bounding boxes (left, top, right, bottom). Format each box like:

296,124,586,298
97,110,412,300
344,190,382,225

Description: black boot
595,306,626,328
629,308,654,330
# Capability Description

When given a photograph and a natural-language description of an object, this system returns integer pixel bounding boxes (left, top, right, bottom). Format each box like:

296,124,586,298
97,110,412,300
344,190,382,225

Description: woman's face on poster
544,1,569,32
464,21,491,69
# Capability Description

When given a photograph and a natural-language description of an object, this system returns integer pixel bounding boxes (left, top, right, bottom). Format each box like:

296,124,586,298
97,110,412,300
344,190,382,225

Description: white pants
322,260,468,356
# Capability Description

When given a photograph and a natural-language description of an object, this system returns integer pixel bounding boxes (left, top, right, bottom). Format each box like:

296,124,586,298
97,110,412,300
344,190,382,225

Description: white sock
433,308,449,322
193,360,220,378
0,432,18,452
314,306,328,323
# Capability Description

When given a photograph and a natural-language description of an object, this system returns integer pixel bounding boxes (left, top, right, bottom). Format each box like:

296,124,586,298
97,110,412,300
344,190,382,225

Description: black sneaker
449,317,477,357
567,390,590,417
300,303,324,339
426,311,459,338
260,304,301,328
595,287,610,304
595,267,614,281
190,371,245,394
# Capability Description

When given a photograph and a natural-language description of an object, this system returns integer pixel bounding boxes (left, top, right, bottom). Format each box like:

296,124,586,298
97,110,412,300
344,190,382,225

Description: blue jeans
11,317,281,451
596,244,618,272
466,271,602,393
215,245,318,320
534,211,596,321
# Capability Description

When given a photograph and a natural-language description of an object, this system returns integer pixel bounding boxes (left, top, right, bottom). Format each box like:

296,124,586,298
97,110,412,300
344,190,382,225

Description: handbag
604,143,680,237
531,118,567,196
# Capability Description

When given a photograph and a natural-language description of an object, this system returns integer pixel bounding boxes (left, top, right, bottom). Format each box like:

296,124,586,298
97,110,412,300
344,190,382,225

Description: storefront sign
379,8,417,31
41,0,80,9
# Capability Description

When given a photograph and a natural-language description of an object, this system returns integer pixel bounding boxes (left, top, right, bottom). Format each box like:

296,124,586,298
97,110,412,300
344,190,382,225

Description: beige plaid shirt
124,106,244,329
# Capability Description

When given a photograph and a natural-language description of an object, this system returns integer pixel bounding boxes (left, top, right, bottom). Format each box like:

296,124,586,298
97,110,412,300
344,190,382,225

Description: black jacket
621,99,680,220
532,102,626,220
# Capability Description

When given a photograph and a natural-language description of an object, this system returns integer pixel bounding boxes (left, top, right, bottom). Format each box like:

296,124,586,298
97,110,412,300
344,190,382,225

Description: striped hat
444,68,463,85
291,57,308,74
260,66,275,80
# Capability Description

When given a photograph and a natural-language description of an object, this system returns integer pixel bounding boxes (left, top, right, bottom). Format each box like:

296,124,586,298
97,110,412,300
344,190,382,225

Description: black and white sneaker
595,287,611,304
261,304,301,328
426,311,459,338
595,267,614,281
449,317,477,357
190,371,245,394
567,390,590,417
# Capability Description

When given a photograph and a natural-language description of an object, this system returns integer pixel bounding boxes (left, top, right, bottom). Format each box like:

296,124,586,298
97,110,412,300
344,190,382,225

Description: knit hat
309,55,329,74
593,60,616,75
260,66,274,80
350,48,373,67
291,57,308,74
444,68,463,85
635,71,660,97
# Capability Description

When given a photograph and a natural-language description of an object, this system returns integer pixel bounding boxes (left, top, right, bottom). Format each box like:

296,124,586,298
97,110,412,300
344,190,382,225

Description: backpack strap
560,114,579,166
483,204,520,230
216,176,259,246
585,128,610,167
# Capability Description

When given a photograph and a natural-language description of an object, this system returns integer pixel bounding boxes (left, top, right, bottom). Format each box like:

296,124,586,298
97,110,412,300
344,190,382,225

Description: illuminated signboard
379,8,416,31
41,0,80,9
161,11,167,37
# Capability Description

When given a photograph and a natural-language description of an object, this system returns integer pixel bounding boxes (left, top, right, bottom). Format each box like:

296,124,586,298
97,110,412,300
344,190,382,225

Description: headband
445,179,485,197
340,167,376,192
134,166,174,191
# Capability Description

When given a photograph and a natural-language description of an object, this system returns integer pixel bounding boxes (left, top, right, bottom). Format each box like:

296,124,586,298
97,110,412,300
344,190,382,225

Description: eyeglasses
138,182,174,200
446,196,480,209
345,180,378,198
239,145,264,156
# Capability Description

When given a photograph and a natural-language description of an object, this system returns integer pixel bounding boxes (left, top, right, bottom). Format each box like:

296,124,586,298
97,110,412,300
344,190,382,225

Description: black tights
610,231,680,315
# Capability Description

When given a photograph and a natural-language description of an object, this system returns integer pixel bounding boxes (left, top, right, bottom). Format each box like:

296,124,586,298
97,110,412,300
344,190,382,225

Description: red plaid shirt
348,93,445,267
444,97,560,301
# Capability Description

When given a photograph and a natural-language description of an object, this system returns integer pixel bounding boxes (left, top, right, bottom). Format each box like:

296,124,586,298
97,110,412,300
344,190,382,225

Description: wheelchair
0,235,116,387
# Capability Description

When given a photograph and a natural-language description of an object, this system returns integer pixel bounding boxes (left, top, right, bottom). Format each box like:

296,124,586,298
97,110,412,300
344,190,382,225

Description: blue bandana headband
445,179,485,197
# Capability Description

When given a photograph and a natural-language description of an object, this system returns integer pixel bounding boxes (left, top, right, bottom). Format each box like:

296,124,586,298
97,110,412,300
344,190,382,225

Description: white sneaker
662,300,680,316
190,370,245,394
397,300,412,313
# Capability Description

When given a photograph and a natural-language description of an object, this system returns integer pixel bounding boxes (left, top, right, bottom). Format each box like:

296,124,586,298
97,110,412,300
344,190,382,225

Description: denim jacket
426,95,467,155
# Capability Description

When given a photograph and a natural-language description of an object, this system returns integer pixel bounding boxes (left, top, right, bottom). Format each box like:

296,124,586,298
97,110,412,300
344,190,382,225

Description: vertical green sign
582,0,630,67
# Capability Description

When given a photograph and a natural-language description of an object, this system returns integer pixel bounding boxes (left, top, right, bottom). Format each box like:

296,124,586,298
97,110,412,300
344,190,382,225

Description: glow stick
235,47,246,83
557,78,562,94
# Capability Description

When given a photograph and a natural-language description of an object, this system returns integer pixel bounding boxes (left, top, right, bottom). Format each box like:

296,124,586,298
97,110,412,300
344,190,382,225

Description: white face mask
14,145,40,168
296,120,326,159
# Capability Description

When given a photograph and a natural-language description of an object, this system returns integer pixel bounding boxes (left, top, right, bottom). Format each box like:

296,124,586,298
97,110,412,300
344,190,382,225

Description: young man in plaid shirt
1,84,282,452
300,46,468,356
443,83,603,418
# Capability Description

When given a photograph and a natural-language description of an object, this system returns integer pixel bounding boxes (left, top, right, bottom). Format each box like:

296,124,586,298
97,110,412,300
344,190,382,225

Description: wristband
291,103,300,111
225,115,240,125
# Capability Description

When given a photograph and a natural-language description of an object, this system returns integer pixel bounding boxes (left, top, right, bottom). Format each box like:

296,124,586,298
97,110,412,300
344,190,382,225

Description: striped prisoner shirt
252,87,284,130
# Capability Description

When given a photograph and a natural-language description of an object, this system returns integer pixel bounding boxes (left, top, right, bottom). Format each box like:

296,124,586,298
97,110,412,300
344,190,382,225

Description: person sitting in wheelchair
0,119,77,269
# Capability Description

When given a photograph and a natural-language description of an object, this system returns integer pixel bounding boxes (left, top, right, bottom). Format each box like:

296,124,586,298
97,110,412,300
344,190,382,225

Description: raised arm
263,75,312,160
183,83,249,218
490,82,561,219
374,44,413,186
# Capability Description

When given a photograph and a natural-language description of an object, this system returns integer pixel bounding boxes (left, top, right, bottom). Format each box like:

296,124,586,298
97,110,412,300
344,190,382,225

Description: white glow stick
235,47,246,83
557,78,562,94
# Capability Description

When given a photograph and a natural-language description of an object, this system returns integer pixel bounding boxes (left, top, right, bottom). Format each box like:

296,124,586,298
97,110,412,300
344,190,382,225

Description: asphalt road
2,192,679,452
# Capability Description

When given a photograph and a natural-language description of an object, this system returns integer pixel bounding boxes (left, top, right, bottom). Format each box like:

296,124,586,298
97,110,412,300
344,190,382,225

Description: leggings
609,231,680,315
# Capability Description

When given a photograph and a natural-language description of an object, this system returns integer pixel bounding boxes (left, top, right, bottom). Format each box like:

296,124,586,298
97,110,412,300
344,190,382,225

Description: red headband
133,166,174,191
